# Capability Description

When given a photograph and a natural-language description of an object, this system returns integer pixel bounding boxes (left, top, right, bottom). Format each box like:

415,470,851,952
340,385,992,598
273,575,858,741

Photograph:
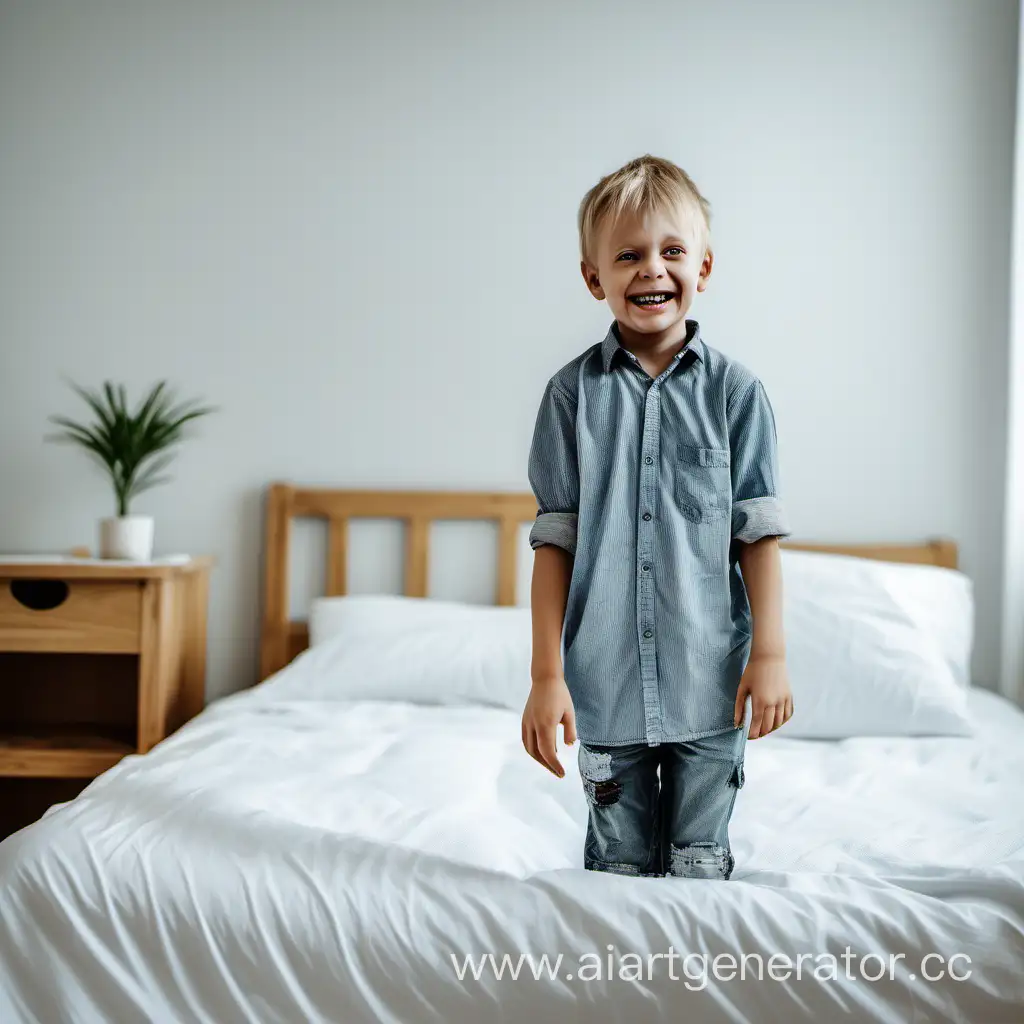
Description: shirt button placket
637,382,663,746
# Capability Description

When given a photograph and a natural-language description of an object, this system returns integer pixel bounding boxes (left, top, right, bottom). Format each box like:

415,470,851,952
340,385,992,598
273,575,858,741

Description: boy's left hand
734,653,793,739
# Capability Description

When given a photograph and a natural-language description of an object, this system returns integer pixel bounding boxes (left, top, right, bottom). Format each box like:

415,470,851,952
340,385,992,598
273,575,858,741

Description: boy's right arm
523,544,576,778
523,378,580,779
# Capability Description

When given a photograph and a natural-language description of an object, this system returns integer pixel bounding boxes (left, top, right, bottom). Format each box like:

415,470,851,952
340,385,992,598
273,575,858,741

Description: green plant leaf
70,384,116,436
131,474,171,500
102,381,121,422
147,407,214,450
47,418,119,469
128,452,176,500
134,382,169,448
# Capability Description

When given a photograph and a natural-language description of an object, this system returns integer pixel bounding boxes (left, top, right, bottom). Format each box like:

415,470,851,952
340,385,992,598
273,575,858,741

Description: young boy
523,155,792,879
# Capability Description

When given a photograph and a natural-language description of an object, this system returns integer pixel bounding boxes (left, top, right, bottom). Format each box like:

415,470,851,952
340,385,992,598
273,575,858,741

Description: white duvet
1,669,1023,1024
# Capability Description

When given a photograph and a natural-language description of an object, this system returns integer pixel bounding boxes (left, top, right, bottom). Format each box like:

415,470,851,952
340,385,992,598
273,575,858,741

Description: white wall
0,0,1017,701
1004,2,1024,704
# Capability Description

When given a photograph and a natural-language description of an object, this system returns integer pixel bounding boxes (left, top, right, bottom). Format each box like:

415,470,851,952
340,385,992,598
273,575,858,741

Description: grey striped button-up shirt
528,319,791,747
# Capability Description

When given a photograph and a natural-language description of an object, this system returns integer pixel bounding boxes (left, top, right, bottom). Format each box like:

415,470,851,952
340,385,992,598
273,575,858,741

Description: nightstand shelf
0,557,211,838
0,725,135,777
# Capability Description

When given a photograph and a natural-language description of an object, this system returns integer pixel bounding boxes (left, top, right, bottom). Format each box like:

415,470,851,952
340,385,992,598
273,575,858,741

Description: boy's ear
580,260,606,300
696,248,714,293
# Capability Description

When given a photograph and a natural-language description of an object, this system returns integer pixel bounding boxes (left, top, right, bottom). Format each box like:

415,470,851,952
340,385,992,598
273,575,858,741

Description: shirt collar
600,319,705,373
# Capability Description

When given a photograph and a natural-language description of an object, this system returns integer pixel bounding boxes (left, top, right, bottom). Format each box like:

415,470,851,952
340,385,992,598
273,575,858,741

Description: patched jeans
578,727,747,879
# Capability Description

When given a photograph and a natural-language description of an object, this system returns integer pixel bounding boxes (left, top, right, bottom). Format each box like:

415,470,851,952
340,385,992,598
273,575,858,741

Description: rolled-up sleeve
527,380,579,555
728,378,791,543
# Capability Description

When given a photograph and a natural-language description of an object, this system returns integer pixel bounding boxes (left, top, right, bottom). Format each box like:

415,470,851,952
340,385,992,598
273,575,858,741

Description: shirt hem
579,723,741,747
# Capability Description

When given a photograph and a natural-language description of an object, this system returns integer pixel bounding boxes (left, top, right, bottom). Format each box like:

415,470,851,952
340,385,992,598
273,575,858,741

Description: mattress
1,672,1022,1024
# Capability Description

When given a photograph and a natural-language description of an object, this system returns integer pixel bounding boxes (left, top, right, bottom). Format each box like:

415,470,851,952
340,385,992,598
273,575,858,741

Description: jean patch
579,746,623,806
585,779,623,806
669,841,734,880
578,746,614,781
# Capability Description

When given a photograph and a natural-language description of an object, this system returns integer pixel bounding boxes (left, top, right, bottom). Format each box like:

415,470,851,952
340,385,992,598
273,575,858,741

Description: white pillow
265,594,533,711
779,548,975,738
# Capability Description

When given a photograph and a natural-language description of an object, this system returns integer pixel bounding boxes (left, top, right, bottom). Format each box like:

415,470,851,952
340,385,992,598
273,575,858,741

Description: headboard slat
405,518,430,598
496,517,519,607
259,483,293,682
326,518,348,596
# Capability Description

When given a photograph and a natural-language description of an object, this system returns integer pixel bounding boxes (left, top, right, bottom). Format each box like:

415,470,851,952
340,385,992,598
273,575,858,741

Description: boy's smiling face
581,202,713,349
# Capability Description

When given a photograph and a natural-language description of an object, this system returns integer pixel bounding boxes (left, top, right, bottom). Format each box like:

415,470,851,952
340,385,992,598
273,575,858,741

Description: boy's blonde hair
578,154,712,266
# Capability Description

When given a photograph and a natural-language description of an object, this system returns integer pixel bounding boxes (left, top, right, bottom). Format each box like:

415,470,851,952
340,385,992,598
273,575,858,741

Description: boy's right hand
522,676,577,779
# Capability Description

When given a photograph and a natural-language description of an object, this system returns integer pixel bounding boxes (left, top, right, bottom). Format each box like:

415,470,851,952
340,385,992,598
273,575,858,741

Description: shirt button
645,455,654,465
642,512,652,521
643,629,653,639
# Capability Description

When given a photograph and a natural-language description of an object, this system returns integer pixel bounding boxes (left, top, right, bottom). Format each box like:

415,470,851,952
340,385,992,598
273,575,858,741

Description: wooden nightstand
0,556,211,838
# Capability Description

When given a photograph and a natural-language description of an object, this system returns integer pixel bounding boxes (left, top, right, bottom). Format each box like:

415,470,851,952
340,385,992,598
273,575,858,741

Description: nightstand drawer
0,579,142,653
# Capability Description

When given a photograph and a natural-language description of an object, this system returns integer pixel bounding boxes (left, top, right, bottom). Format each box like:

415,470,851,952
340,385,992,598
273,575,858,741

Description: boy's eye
616,252,638,261
665,247,683,256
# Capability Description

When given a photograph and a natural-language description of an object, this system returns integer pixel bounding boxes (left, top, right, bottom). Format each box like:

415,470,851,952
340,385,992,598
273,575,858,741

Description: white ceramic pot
99,515,154,561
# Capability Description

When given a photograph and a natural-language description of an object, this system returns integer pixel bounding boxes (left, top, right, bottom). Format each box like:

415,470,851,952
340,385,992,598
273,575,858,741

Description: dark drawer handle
9,579,70,611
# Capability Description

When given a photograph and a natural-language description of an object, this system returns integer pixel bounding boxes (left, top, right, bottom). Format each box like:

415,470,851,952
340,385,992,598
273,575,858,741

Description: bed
0,484,1022,1024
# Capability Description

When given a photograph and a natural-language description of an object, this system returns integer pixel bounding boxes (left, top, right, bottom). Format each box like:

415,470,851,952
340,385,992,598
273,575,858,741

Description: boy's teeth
633,293,671,305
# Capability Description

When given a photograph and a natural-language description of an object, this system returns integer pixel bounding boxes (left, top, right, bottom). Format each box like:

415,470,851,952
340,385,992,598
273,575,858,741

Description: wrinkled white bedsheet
1,672,1022,1023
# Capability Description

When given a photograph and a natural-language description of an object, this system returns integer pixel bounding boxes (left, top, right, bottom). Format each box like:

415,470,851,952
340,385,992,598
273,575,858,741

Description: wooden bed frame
258,483,959,682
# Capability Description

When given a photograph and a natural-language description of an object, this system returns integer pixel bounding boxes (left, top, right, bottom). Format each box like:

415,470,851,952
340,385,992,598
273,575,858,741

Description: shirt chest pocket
676,443,731,524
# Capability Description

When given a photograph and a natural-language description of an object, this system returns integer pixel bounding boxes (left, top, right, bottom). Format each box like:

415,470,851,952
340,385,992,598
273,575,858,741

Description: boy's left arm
735,537,792,738
727,377,793,739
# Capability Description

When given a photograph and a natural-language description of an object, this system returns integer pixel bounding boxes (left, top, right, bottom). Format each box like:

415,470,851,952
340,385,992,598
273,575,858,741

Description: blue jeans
578,727,747,879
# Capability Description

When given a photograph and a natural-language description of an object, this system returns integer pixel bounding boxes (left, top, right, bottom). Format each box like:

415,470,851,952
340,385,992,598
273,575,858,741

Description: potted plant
48,380,215,560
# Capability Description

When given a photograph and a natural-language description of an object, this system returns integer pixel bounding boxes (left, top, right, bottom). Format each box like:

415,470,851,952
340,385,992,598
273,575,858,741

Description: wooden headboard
258,482,959,682
259,484,539,680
